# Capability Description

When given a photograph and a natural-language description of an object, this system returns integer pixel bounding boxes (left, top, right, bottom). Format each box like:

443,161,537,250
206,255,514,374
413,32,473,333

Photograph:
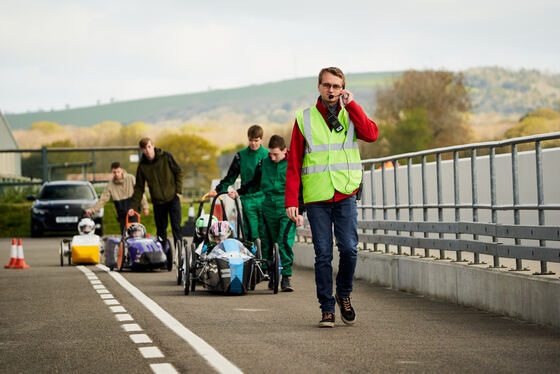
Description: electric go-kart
179,192,281,295
59,217,103,266
104,212,172,272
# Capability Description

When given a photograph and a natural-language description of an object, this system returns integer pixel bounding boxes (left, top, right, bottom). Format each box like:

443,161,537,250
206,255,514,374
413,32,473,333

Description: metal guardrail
296,132,560,275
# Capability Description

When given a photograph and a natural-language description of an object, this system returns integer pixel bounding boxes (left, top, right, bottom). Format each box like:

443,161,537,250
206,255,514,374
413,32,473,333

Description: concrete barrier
293,243,560,328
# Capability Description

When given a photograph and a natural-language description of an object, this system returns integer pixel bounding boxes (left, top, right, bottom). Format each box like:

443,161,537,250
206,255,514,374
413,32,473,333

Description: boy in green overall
209,125,268,242
229,135,303,292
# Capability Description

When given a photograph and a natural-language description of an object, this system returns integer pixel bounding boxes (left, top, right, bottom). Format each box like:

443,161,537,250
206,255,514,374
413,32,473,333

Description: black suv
28,181,103,237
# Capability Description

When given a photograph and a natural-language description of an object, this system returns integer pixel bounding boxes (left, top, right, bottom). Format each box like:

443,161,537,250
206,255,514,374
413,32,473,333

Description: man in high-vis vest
285,67,379,328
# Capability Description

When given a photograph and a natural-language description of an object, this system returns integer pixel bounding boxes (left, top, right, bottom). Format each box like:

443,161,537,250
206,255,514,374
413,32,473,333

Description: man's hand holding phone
340,89,353,106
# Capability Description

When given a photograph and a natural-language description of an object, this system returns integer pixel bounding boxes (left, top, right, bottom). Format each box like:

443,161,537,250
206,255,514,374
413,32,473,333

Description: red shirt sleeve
285,120,304,208
344,100,379,142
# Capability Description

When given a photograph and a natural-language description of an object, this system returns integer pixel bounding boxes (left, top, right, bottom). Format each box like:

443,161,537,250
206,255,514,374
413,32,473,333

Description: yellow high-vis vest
296,106,362,203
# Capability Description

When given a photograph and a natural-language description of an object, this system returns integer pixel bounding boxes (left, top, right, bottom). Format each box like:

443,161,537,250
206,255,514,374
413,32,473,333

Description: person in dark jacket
128,137,183,244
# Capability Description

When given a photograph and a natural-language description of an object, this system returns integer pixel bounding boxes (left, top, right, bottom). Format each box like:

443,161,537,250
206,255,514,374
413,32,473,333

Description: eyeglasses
321,83,343,90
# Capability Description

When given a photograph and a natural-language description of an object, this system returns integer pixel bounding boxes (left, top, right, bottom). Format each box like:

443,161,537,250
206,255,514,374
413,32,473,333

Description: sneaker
335,294,356,325
319,312,335,328
281,276,294,292
267,277,273,290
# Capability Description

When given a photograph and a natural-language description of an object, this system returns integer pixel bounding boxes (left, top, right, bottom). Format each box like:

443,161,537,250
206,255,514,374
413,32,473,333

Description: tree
505,108,560,149
156,133,219,192
375,70,473,153
385,108,433,155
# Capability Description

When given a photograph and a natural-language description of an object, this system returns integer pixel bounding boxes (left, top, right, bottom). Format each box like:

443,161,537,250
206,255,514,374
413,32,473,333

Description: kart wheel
59,241,65,267
272,243,280,294
183,244,192,295
68,247,72,266
166,239,173,272
117,242,126,272
249,263,256,291
190,243,197,293
254,238,262,260
176,239,183,285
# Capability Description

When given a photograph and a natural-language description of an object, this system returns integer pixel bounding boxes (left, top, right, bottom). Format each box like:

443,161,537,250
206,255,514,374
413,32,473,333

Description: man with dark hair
87,161,148,234
209,124,268,242
128,137,183,244
229,134,303,291
285,67,379,327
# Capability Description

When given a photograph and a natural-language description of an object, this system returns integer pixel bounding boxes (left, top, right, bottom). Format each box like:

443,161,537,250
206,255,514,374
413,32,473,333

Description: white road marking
122,323,143,332
150,363,179,374
110,306,127,313
130,334,152,344
233,308,268,312
97,264,244,374
116,313,134,322
77,266,178,374
139,346,164,358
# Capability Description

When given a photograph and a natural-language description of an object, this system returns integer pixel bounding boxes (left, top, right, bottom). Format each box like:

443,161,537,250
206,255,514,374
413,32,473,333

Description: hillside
4,67,560,131
4,72,398,130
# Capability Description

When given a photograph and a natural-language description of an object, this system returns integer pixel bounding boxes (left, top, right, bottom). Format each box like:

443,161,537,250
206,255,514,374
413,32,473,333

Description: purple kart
106,212,172,272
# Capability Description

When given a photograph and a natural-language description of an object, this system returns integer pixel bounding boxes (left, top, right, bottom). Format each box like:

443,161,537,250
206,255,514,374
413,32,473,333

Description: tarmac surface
1,237,560,373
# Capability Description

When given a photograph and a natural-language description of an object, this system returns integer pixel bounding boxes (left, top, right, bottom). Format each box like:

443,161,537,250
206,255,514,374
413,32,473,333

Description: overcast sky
1,0,559,113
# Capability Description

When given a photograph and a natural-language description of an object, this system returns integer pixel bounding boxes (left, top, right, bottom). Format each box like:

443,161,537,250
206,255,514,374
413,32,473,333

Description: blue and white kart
181,192,281,295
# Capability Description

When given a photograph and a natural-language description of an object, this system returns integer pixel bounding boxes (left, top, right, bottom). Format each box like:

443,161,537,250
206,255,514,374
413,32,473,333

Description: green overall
259,157,295,276
216,145,268,241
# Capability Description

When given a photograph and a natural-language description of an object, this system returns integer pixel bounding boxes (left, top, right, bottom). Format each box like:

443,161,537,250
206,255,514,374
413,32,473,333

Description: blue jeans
306,195,358,313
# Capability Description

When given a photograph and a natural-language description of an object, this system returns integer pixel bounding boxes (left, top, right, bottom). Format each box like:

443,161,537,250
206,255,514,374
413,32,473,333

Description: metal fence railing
296,132,560,276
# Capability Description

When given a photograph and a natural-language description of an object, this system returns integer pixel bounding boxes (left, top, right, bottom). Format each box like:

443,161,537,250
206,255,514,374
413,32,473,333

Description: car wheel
176,239,183,285
272,243,280,294
117,241,126,272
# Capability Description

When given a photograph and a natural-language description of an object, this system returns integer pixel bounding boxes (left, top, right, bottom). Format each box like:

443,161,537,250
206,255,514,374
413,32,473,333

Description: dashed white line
90,280,102,284
104,299,119,305
93,284,106,289
150,363,179,374
96,289,110,294
122,323,143,332
97,264,243,374
115,313,134,322
110,306,127,313
130,334,152,344
139,346,164,359
100,293,115,299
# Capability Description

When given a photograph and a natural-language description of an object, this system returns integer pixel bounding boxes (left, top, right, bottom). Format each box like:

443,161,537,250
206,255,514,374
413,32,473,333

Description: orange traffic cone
4,238,17,268
12,238,30,269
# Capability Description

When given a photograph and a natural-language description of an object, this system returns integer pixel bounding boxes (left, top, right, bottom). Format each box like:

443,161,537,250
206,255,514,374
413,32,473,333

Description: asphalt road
1,237,560,374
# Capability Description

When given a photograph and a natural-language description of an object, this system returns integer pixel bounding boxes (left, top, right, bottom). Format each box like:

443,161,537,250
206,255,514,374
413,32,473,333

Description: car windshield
38,185,96,200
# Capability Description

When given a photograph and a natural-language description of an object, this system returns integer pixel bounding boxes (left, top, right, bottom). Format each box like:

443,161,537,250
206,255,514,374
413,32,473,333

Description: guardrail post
490,147,500,268
512,144,523,271
91,151,96,182
535,141,551,274
407,157,415,256
42,146,48,182
370,163,378,252
382,162,388,253
471,149,481,264
394,160,401,255
453,151,462,262
421,155,429,257
436,153,444,259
